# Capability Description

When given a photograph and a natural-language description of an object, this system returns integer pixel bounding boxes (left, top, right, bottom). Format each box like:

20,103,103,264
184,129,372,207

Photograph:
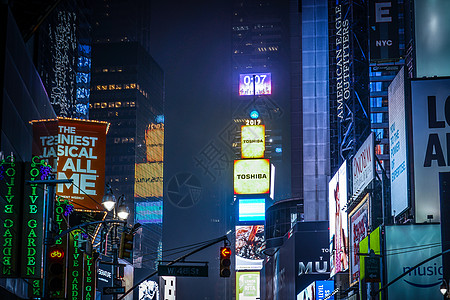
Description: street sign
103,286,125,295
158,265,208,277
365,256,381,282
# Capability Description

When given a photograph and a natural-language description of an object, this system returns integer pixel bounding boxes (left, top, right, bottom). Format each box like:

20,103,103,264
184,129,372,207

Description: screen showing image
235,225,265,270
239,73,272,96
239,199,265,222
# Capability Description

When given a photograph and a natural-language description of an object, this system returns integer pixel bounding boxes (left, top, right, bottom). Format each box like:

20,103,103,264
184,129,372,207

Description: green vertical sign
67,230,84,299
83,254,96,300
0,156,22,277
28,279,42,298
21,157,46,278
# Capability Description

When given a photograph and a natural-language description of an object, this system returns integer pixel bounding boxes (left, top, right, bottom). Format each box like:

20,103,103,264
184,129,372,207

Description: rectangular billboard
386,224,442,300
359,226,381,300
239,73,272,96
368,0,399,61
328,161,348,276
297,281,334,300
241,125,265,159
352,133,374,197
145,123,164,163
238,198,265,222
348,194,370,284
235,225,265,270
414,0,450,77
388,67,409,217
135,200,163,224
135,162,163,198
32,118,108,211
236,271,260,300
411,78,450,222
234,159,270,195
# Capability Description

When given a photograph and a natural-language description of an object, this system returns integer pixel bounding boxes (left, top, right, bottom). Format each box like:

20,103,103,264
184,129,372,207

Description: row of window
90,101,136,109
94,83,137,91
114,137,135,144
94,66,123,73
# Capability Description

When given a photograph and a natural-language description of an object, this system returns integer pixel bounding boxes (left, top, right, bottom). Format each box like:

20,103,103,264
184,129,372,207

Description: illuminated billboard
145,123,164,162
385,224,442,300
239,73,272,96
139,280,159,300
348,194,369,284
236,272,260,300
411,78,450,222
328,161,348,276
388,67,409,217
297,281,334,300
241,125,265,158
135,162,163,198
135,201,163,224
352,133,374,197
31,118,109,211
234,159,270,194
238,199,265,222
235,225,265,270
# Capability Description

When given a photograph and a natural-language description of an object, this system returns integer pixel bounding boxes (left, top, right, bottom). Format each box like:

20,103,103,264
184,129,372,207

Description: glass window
371,97,383,107
371,113,383,123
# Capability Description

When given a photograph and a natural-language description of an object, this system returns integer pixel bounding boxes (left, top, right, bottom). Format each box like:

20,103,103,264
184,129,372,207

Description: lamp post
102,185,129,300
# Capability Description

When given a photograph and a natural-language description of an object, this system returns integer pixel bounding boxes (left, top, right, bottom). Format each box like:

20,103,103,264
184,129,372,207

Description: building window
371,97,383,108
371,113,383,123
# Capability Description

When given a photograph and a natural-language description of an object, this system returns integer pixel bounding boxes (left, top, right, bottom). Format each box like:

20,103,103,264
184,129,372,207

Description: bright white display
239,199,265,222
352,133,374,197
239,73,272,96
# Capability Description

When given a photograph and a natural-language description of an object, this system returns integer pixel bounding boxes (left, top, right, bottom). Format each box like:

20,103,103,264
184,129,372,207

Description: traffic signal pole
117,235,229,300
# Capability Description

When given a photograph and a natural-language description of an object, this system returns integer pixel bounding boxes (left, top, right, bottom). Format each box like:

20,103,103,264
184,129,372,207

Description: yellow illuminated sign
135,162,163,198
241,125,265,158
234,159,270,194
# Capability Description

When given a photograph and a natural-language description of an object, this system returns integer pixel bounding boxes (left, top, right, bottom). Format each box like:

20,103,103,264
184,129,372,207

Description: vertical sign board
414,0,450,78
0,157,22,277
67,230,84,300
234,159,270,195
145,123,164,163
328,161,348,276
236,271,260,300
235,226,265,270
388,67,409,217
368,0,399,61
348,194,370,284
32,118,108,211
411,78,450,222
21,158,46,279
83,254,96,300
241,125,265,159
386,225,443,300
359,227,381,300
352,133,374,197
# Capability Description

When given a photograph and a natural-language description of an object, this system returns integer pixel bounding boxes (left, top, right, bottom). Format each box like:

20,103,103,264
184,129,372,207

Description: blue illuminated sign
135,201,163,224
315,280,334,300
238,199,265,222
250,111,259,119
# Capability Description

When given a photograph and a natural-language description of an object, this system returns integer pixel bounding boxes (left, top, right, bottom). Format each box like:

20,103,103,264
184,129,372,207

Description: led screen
235,225,265,270
234,159,270,195
328,161,348,276
239,199,265,222
241,125,265,158
239,73,272,96
135,201,163,224
139,280,159,300
236,272,260,300
135,162,163,198
145,123,164,162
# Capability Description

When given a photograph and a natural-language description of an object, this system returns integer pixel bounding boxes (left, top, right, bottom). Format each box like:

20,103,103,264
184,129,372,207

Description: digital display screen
239,73,272,96
241,125,265,159
234,159,270,195
135,201,163,224
236,272,260,300
235,225,265,270
239,199,265,222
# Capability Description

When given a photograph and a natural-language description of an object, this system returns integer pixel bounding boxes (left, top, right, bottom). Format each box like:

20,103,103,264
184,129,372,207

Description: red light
221,247,231,258
49,248,64,260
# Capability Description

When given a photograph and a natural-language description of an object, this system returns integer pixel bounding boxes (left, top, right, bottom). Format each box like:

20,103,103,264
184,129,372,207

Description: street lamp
117,204,130,220
102,184,116,212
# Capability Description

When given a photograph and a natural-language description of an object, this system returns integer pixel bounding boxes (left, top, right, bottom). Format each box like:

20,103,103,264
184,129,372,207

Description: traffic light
119,231,133,259
77,233,92,256
220,247,231,277
47,246,66,298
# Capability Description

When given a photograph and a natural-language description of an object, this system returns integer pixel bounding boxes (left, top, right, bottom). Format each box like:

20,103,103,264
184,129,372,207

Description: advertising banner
235,225,265,270
241,125,265,159
238,198,265,222
297,281,334,300
236,271,260,300
67,230,84,300
32,118,108,211
414,0,450,78
139,280,159,300
348,194,370,284
0,156,22,277
145,123,164,163
385,224,442,300
234,159,270,194
135,162,163,198
411,78,450,222
328,161,348,276
388,67,409,217
135,200,163,224
239,73,272,96
359,226,381,300
368,0,399,61
352,133,374,197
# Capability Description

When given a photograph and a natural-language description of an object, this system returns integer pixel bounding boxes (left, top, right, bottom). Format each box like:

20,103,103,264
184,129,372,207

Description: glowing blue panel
239,199,265,222
135,201,163,224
